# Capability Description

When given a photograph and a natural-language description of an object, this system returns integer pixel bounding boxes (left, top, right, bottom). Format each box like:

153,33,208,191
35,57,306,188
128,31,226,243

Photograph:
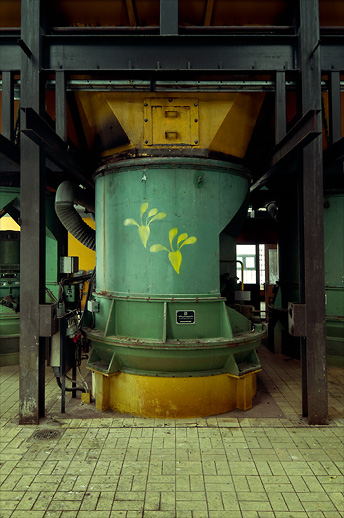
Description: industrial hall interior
0,0,343,517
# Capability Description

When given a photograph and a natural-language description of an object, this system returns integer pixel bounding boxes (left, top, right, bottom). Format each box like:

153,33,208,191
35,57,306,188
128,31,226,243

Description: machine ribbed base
90,369,261,418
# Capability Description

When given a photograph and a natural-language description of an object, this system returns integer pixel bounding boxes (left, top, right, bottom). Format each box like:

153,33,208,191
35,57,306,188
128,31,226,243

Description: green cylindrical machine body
95,157,249,298
86,157,264,388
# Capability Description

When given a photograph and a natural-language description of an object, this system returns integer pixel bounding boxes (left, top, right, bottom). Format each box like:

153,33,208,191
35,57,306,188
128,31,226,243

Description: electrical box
60,256,79,274
87,300,100,313
64,284,76,302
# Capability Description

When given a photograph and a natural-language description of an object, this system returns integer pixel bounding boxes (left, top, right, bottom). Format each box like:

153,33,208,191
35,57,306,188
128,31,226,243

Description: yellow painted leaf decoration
148,208,158,218
150,228,197,274
179,236,197,248
150,244,169,252
149,212,166,223
139,225,150,248
124,202,166,248
140,202,149,216
168,250,182,274
177,233,188,246
124,218,139,227
169,227,178,250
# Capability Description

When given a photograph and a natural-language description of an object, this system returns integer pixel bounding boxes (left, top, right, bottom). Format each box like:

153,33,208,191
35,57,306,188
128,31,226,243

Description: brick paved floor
0,345,343,518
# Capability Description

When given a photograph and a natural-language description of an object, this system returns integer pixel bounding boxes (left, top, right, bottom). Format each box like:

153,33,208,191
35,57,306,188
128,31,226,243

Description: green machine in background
0,187,66,365
324,192,344,365
268,190,344,365
0,229,20,365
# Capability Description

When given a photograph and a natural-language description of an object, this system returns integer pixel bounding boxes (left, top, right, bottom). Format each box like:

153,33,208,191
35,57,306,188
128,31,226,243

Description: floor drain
30,429,62,441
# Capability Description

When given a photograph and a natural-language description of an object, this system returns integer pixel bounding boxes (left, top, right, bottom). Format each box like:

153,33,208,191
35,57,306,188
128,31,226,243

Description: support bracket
20,107,94,191
250,110,321,192
288,303,307,337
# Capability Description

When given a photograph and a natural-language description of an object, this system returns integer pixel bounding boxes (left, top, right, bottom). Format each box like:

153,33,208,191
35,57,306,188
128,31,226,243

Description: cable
56,376,86,393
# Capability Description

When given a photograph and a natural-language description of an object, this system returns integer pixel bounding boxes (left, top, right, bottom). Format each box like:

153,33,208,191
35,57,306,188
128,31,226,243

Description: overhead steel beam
2,30,342,73
21,107,94,191
44,34,297,72
250,110,320,192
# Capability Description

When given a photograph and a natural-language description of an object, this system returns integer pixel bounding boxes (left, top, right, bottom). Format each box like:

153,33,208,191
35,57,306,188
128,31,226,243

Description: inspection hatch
143,98,199,146
30,429,63,441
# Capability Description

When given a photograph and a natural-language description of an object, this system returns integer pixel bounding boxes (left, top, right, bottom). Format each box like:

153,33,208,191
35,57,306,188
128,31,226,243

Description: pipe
55,181,95,251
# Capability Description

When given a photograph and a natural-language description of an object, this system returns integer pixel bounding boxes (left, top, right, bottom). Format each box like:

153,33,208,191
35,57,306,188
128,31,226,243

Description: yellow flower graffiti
124,202,166,248
150,227,197,274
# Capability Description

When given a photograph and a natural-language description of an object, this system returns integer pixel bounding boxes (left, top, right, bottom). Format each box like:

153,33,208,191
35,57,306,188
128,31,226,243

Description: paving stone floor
0,345,343,518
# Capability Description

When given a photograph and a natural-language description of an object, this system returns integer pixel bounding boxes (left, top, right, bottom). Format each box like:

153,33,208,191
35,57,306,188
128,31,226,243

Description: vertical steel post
55,71,67,142
19,0,46,424
1,72,14,141
298,0,328,425
328,71,342,144
275,71,287,145
160,0,178,35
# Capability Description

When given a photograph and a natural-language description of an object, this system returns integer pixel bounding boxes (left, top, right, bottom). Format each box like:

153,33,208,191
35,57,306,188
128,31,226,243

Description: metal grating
30,429,62,441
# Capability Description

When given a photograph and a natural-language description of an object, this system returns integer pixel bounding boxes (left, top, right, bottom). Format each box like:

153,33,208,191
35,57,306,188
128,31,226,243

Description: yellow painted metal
91,369,261,418
81,392,91,404
75,91,265,159
143,98,199,147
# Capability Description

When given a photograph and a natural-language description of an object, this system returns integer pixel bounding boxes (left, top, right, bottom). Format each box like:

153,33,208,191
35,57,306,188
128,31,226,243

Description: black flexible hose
55,181,95,251
56,377,86,393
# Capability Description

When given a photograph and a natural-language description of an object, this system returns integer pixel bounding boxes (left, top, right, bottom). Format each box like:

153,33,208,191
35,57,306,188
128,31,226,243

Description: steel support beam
55,71,67,142
160,0,178,35
329,71,342,144
1,72,14,141
1,29,343,73
250,110,320,192
298,0,328,425
44,34,297,72
19,0,46,425
275,71,287,145
21,107,94,191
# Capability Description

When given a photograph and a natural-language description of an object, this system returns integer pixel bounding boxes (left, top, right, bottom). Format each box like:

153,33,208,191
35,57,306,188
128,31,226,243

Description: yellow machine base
91,370,261,418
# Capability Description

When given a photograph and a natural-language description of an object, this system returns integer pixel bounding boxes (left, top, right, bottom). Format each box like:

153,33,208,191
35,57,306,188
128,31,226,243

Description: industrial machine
268,191,344,364
0,229,20,365
55,92,266,417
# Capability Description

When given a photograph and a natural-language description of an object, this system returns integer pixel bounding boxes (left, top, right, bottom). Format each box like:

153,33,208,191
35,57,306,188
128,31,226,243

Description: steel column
55,71,67,142
329,71,342,144
298,0,328,425
160,0,178,35
19,0,46,425
1,72,14,141
275,71,287,145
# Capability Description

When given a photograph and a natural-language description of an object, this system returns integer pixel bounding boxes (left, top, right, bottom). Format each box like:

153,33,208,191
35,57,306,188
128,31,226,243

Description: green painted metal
0,230,20,366
324,192,344,356
0,188,62,365
94,158,250,297
270,191,344,358
86,157,265,378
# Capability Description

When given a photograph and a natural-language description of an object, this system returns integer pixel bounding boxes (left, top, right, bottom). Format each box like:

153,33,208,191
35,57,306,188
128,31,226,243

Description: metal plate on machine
176,310,195,324
143,98,199,146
